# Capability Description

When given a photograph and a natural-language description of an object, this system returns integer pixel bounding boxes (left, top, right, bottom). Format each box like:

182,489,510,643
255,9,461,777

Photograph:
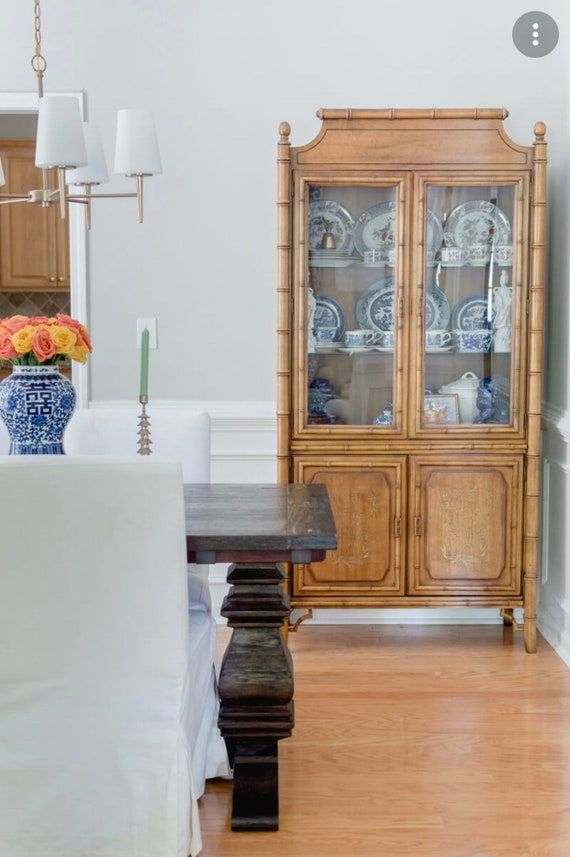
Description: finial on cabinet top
534,121,547,141
279,122,291,143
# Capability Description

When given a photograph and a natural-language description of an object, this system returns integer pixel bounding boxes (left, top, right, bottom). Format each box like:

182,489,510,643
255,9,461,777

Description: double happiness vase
0,313,92,455
0,365,76,454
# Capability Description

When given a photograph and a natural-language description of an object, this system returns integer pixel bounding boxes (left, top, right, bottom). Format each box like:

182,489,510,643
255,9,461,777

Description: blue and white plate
451,295,495,331
309,201,355,254
354,202,396,257
314,295,346,341
446,200,511,248
426,284,451,330
356,277,395,332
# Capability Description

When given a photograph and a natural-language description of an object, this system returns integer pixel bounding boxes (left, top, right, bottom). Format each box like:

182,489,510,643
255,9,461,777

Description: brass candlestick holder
137,395,152,455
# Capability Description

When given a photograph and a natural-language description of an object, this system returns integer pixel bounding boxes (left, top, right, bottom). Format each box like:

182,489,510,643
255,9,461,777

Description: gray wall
0,0,566,404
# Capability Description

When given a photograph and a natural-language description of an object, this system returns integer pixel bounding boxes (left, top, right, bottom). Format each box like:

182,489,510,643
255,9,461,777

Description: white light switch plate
136,318,158,349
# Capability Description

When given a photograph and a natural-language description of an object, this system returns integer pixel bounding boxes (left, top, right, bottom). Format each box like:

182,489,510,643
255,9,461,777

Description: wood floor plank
199,625,570,857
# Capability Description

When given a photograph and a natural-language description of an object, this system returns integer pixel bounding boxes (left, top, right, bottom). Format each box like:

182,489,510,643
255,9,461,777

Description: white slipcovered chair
64,406,211,483
64,406,227,790
0,457,227,856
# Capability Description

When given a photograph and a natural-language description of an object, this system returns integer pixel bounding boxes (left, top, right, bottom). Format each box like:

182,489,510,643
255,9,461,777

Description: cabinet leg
524,614,537,653
524,572,538,654
501,608,514,626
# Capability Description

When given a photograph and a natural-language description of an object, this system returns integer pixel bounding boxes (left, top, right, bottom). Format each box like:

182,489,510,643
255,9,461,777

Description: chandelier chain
31,0,47,92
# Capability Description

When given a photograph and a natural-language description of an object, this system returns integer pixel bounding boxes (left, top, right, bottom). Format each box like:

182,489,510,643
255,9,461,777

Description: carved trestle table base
185,484,337,831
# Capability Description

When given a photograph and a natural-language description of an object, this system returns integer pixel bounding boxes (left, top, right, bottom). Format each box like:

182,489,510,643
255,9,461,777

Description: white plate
426,346,454,353
313,344,338,354
336,345,378,354
310,256,355,268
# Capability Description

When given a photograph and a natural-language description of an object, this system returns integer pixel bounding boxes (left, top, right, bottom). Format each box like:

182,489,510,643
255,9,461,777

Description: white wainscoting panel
539,403,570,666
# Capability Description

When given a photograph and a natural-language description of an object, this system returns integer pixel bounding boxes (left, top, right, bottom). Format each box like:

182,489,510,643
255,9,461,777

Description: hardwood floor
199,625,570,857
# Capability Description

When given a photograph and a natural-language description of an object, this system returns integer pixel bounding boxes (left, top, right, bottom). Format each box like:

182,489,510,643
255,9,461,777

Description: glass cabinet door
301,180,406,432
416,180,524,433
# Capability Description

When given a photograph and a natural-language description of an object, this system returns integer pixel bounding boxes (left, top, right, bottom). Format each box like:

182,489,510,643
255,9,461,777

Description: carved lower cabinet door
409,455,524,595
294,457,406,596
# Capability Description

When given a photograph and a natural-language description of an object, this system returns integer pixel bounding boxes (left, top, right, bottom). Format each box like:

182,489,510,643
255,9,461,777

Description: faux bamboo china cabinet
276,108,547,652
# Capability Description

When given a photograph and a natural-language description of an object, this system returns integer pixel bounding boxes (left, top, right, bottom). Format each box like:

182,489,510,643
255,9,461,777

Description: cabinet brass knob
49,276,55,283
57,277,64,283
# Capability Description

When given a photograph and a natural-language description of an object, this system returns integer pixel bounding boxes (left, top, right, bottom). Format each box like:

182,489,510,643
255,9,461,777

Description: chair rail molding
0,91,89,407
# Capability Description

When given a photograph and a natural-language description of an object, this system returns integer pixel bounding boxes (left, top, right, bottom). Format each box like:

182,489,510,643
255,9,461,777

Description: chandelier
0,0,161,228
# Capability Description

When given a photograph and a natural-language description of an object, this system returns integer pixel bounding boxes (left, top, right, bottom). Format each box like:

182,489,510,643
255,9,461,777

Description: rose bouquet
0,314,92,365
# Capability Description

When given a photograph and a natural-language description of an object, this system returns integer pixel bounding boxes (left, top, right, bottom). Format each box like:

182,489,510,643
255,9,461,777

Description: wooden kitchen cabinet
0,140,70,291
277,109,547,651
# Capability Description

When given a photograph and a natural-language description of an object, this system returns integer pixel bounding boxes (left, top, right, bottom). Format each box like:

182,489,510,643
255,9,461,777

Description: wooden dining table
185,483,337,832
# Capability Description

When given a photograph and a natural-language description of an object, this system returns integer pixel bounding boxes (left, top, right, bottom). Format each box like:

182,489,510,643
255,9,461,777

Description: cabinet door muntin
411,174,528,438
293,174,410,437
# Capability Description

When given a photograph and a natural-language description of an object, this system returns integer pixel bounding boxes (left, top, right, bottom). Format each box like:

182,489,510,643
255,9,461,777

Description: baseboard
538,588,570,667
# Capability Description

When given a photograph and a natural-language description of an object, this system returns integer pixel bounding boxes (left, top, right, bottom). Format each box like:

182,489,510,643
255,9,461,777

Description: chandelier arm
0,198,30,206
67,192,138,200
0,193,33,199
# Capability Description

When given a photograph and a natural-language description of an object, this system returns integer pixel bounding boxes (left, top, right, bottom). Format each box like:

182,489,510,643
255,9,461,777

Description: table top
184,483,337,554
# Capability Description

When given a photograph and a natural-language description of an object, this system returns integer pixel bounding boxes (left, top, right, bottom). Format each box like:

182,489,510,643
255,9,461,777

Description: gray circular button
513,11,559,57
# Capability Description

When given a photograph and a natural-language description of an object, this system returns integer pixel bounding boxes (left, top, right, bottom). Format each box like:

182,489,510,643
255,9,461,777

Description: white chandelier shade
35,95,87,169
66,123,109,186
114,109,162,176
0,158,5,187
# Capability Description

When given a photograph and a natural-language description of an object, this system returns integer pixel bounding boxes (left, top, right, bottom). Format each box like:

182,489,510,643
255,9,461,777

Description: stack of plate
309,250,354,268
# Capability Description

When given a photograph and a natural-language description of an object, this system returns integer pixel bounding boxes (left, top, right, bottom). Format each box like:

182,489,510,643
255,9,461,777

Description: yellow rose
50,325,77,355
12,325,36,355
69,344,89,364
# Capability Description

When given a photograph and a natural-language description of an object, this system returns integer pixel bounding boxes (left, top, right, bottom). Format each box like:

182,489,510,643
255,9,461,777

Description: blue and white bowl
453,328,491,353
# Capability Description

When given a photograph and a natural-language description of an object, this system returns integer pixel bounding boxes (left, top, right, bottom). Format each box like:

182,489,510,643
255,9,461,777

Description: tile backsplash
0,290,70,319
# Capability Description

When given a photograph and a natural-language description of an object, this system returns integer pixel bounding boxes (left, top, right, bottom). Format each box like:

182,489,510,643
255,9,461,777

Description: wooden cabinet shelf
277,109,547,651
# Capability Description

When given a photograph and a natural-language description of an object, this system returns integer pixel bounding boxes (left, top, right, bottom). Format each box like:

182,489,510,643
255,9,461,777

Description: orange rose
2,315,29,334
12,325,36,355
78,323,92,351
0,327,17,360
29,315,51,326
32,327,57,363
55,313,92,352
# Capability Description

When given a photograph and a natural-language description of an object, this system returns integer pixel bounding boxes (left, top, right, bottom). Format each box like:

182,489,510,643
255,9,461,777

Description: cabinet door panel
409,174,528,440
294,456,406,596
409,455,523,595
0,144,57,289
292,174,411,439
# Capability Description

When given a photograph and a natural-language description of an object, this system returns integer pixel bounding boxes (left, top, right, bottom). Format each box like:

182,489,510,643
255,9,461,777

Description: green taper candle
140,328,150,398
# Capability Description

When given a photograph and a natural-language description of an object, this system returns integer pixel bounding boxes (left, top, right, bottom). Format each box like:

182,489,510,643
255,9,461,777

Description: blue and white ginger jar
0,365,76,454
